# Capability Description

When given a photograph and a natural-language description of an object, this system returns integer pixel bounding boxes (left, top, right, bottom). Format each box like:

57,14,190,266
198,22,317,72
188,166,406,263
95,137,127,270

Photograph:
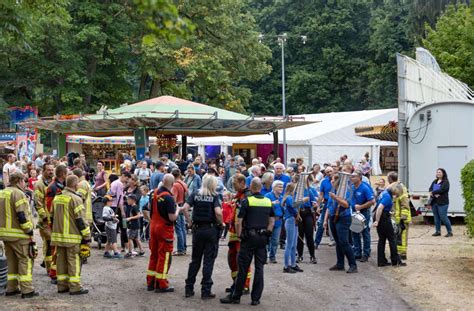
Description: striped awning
355,121,398,142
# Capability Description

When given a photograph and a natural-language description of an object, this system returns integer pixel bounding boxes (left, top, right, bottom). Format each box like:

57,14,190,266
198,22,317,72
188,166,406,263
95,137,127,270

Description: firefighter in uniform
45,164,68,283
73,168,93,225
0,172,38,298
387,172,411,260
183,174,223,299
50,175,91,295
33,163,54,274
146,174,183,292
226,173,252,295
221,177,275,306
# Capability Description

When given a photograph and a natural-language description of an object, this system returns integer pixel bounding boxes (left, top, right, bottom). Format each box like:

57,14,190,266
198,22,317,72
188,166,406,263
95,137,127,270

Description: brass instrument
333,172,352,222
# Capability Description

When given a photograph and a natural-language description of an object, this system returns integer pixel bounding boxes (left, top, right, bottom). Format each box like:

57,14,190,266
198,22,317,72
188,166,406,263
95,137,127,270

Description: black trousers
377,211,400,265
185,226,219,294
297,210,315,258
233,234,267,302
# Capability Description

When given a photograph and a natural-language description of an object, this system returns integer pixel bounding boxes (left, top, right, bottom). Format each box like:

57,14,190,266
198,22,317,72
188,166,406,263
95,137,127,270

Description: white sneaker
328,241,336,247
131,250,138,256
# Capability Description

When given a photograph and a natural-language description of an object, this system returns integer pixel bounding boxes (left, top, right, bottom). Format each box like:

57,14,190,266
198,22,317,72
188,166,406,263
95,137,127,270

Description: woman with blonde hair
373,182,406,267
182,174,223,298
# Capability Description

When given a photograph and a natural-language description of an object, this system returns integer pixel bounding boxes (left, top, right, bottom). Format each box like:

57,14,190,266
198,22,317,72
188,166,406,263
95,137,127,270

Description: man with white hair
273,163,290,190
245,165,261,187
146,174,184,293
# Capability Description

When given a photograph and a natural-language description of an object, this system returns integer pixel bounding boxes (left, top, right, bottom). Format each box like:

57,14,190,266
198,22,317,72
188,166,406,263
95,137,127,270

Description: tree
366,0,414,109
423,3,474,88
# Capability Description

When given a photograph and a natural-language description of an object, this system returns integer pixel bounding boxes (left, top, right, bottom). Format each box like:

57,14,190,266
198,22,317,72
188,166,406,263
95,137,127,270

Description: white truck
397,49,474,217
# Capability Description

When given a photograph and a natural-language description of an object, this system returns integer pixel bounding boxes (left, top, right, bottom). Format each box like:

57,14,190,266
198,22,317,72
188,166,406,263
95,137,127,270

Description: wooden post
181,135,187,157
273,131,279,158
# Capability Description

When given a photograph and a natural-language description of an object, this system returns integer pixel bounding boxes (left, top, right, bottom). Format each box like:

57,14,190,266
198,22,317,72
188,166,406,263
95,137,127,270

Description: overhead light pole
259,33,307,165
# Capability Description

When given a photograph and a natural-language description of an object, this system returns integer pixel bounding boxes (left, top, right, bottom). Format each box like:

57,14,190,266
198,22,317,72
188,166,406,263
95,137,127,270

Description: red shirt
171,180,188,205
28,177,38,191
222,202,233,224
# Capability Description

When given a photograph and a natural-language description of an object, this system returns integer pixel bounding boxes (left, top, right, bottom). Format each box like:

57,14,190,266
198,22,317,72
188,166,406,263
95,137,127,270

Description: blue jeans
268,225,282,260
330,215,357,269
432,203,452,233
314,204,327,246
284,217,297,268
352,209,371,257
175,213,187,252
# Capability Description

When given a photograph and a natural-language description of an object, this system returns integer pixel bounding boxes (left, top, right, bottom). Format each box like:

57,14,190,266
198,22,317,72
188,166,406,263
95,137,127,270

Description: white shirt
2,162,17,186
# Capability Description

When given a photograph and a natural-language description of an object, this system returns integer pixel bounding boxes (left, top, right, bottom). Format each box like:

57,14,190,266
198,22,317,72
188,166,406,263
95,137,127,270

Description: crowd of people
0,150,452,304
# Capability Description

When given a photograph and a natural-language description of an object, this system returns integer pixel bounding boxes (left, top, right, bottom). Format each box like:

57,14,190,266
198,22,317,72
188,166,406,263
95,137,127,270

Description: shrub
461,160,474,237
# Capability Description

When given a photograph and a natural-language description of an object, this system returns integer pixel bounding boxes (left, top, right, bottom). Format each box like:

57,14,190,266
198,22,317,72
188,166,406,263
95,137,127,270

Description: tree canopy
0,0,472,117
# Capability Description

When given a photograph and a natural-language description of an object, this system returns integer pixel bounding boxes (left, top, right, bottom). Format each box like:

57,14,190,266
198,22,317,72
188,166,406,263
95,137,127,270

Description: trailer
397,49,474,217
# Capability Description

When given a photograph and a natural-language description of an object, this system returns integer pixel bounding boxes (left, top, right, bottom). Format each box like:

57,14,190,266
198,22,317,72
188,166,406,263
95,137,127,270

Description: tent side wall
311,145,371,166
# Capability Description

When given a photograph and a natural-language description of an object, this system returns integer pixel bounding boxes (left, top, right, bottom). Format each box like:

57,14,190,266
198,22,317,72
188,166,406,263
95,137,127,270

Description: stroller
91,195,107,249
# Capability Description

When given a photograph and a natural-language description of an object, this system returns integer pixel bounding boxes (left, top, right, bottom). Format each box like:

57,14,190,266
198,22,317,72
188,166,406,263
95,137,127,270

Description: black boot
220,294,240,304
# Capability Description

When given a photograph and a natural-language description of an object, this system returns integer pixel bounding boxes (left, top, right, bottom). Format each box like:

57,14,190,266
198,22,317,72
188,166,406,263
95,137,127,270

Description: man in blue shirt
150,161,165,190
265,180,284,263
273,163,291,189
314,167,334,248
245,166,261,187
350,170,375,262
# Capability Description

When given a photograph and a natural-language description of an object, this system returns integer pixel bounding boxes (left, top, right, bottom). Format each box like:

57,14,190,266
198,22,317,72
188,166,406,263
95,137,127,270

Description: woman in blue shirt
282,183,303,273
265,180,284,263
323,175,358,273
296,175,318,264
373,183,406,267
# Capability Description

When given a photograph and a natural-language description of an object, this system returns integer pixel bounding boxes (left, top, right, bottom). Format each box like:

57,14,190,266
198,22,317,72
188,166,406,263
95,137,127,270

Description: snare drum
350,212,366,233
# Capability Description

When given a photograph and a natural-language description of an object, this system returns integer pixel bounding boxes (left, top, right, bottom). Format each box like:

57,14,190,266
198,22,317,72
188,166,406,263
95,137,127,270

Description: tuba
333,172,352,223
293,173,311,222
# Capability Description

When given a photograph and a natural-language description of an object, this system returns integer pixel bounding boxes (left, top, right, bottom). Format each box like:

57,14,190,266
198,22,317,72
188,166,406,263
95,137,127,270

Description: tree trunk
138,73,150,99
83,57,98,107
149,79,161,98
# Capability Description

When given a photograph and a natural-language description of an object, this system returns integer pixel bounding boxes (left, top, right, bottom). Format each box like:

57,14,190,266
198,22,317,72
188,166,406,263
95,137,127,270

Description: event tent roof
19,96,312,137
190,109,398,146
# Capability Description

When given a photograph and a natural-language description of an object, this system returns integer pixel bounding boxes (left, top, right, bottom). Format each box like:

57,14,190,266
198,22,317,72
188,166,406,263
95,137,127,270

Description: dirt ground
2,220,473,310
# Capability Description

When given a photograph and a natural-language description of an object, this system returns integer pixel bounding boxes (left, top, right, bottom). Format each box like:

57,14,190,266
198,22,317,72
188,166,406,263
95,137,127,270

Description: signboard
16,131,37,161
134,128,148,161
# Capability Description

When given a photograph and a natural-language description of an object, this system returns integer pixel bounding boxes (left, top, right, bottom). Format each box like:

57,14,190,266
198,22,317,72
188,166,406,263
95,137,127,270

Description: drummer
350,170,375,263
323,174,358,273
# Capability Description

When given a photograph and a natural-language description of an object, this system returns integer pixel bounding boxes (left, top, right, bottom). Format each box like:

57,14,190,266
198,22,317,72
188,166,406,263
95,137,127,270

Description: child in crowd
125,194,145,258
221,191,233,240
139,185,150,242
102,195,122,258
28,169,38,191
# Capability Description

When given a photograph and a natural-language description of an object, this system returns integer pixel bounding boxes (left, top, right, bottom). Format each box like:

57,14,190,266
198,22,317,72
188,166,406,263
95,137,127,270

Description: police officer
220,177,275,306
50,175,91,295
183,174,223,299
0,172,38,298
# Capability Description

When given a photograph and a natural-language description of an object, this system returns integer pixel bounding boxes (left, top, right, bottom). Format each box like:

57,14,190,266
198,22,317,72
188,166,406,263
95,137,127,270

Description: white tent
189,109,398,175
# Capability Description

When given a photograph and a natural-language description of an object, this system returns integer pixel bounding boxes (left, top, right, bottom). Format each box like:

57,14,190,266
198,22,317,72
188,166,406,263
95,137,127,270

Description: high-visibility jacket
394,184,411,224
228,188,252,242
77,178,93,223
0,186,34,241
34,177,50,221
51,188,91,247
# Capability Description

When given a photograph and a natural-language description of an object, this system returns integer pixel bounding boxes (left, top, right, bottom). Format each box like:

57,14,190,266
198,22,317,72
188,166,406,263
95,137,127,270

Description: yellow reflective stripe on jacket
0,228,30,239
74,204,84,215
247,196,272,207
81,226,91,237
34,189,44,198
19,221,33,231
51,232,82,244
0,190,12,229
147,270,156,276
15,198,28,207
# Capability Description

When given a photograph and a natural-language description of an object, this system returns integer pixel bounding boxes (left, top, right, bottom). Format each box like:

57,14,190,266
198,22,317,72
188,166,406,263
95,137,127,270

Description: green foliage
423,3,474,88
461,160,474,237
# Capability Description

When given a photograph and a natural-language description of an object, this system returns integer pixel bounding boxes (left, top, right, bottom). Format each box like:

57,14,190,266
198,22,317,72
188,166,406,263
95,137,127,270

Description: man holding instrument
350,170,375,262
